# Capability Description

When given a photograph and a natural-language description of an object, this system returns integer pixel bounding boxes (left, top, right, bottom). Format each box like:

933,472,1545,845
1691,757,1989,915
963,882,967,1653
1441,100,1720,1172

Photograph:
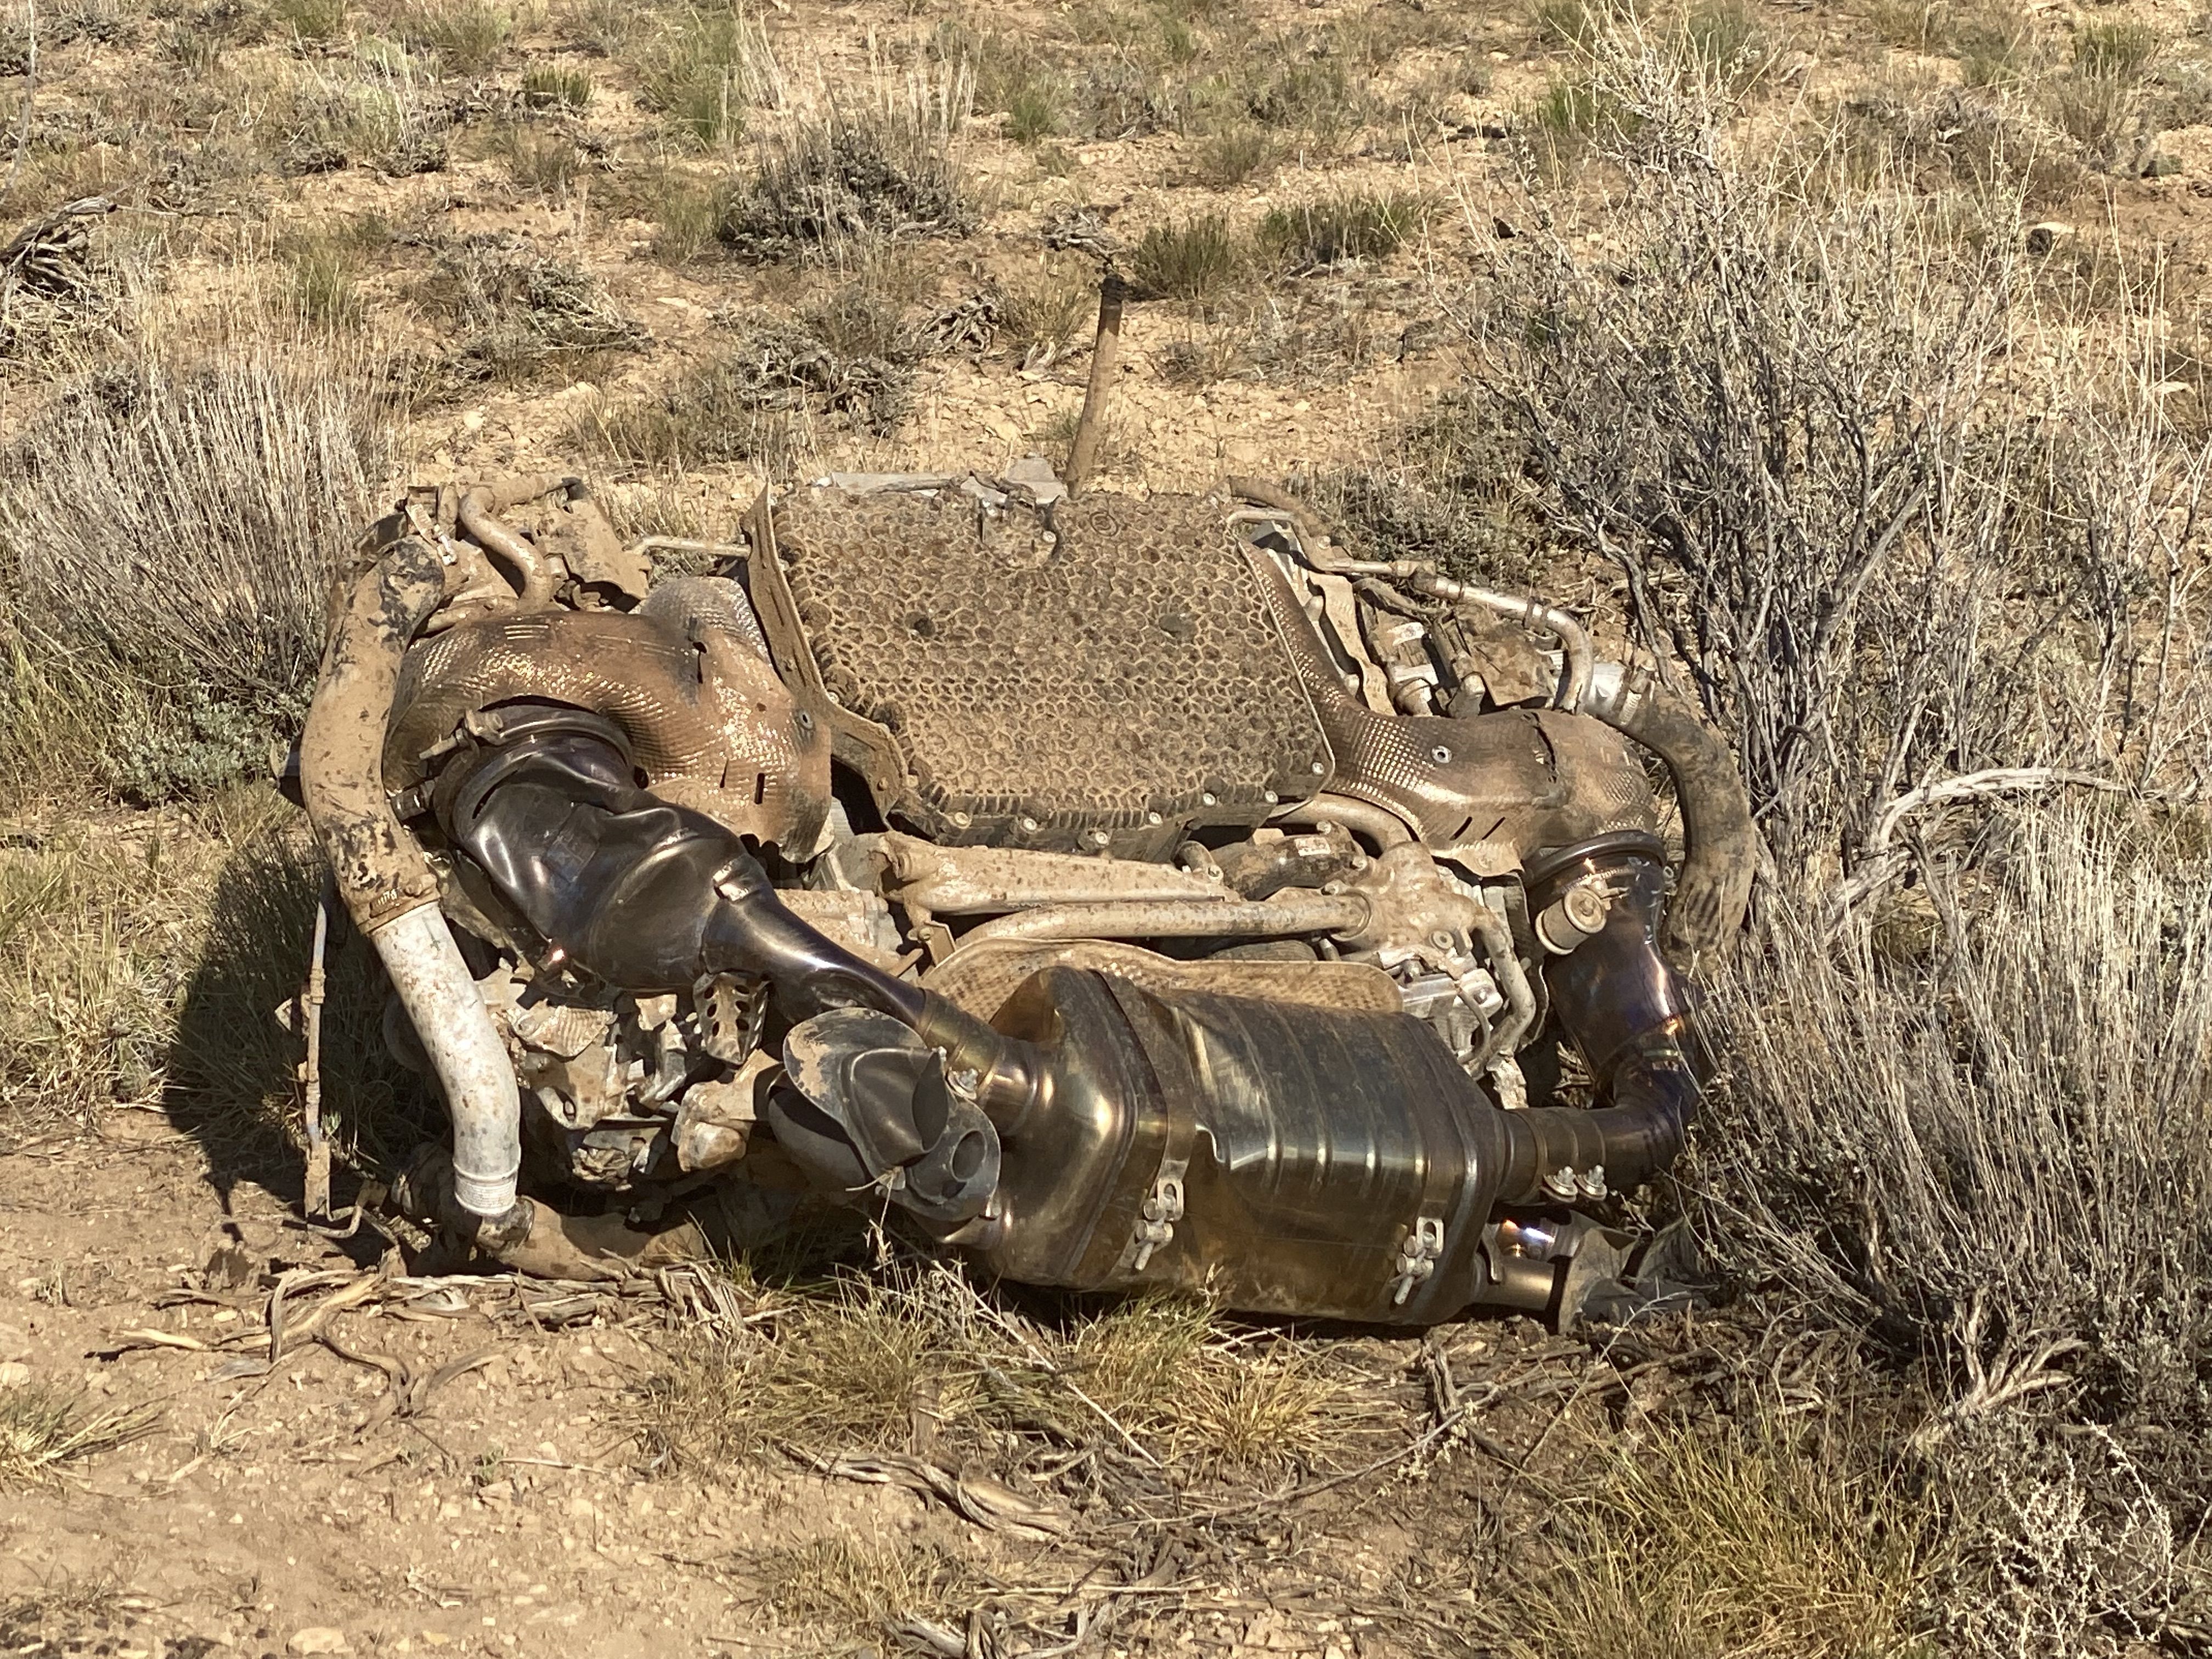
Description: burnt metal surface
388,604,830,853
748,488,1330,859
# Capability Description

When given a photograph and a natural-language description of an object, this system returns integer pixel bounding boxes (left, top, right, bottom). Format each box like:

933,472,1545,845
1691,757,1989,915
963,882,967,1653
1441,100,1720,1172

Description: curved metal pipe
370,907,521,1217
457,474,569,611
1408,572,1593,713
299,527,527,1225
1494,851,1701,1203
953,893,1373,950
1269,792,1415,850
1464,902,1536,1075
1578,662,1759,964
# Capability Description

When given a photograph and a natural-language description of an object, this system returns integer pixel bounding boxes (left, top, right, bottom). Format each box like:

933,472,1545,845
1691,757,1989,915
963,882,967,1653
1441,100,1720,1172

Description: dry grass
1486,1407,1943,1658
637,1261,1377,1482
1689,806,2212,1652
0,1384,161,1486
752,1534,979,1639
0,330,394,802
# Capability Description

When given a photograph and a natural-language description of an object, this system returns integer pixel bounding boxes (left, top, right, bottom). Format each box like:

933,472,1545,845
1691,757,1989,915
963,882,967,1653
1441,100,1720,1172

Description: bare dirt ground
0,1110,1658,1658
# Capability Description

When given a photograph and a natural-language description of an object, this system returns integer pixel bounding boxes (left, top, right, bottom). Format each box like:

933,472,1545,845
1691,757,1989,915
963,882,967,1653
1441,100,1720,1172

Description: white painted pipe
368,904,520,1220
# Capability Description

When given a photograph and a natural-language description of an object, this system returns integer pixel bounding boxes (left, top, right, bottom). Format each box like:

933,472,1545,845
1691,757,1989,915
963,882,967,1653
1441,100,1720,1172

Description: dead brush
1458,31,2175,870
0,332,393,801
575,292,911,471
421,235,650,385
0,1384,160,1486
718,60,975,262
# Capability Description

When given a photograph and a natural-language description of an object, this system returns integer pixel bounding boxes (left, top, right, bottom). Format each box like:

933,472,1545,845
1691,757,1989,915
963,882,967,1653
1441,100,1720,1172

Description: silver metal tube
1271,793,1415,850
1412,573,1593,712
956,893,1371,950
368,905,520,1220
1465,903,1536,1074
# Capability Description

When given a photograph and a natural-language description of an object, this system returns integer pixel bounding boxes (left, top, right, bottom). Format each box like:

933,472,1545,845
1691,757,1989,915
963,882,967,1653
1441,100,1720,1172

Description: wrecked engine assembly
297,464,1755,1324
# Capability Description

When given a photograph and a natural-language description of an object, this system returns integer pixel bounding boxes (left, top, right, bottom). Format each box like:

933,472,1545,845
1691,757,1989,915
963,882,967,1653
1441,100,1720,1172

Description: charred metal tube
1494,848,1701,1203
1579,663,1758,963
298,528,527,1224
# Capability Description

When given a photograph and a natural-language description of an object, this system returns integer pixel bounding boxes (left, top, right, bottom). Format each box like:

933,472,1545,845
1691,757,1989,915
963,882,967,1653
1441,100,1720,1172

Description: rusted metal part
922,936,1402,1020
455,473,572,611
299,529,449,935
1064,270,1125,494
534,483,650,602
386,605,831,853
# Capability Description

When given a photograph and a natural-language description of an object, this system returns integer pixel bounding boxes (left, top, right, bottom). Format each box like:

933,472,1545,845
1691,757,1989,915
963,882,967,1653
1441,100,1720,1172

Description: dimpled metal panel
770,489,1329,852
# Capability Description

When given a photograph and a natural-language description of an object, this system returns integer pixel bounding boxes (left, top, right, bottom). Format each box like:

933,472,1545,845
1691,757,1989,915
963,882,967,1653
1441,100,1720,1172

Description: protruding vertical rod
1064,270,1126,495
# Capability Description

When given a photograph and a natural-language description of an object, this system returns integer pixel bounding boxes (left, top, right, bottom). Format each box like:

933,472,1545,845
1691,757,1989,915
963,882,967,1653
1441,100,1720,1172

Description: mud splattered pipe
1578,663,1759,966
297,531,526,1227
1064,272,1126,495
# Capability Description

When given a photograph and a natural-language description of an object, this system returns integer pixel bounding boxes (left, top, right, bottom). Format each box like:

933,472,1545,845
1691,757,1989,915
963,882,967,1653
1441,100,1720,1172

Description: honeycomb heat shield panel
747,487,1331,858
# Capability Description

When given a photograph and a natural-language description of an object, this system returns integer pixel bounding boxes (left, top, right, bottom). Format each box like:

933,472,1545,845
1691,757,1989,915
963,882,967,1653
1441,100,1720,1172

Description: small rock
0,1360,29,1389
2025,221,2077,256
288,1630,348,1655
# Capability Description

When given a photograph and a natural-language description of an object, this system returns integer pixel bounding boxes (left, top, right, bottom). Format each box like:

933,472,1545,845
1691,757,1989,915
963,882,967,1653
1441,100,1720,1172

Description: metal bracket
1128,1173,1185,1273
1390,1215,1446,1306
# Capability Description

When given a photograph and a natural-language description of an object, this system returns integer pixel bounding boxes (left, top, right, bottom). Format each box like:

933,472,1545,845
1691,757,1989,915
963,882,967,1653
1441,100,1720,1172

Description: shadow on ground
162,834,433,1214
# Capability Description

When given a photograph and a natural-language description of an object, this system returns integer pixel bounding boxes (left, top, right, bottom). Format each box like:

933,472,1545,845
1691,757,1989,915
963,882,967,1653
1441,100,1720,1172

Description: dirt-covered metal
300,467,1756,1326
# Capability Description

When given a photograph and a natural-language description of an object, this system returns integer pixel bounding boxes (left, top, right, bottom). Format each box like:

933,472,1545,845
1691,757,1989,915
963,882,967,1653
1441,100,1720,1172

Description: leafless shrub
0,334,393,799
1693,804,2212,1651
718,61,975,262
1452,37,2188,872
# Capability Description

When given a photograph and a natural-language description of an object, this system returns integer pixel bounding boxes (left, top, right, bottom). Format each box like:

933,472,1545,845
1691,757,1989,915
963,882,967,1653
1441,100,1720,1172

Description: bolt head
1563,884,1609,933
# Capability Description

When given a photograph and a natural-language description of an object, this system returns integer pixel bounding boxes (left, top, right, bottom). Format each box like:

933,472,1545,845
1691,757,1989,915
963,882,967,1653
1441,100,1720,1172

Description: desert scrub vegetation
418,234,651,386
0,333,393,804
715,61,975,261
1299,22,2212,1652
637,1260,1384,1480
573,292,915,472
